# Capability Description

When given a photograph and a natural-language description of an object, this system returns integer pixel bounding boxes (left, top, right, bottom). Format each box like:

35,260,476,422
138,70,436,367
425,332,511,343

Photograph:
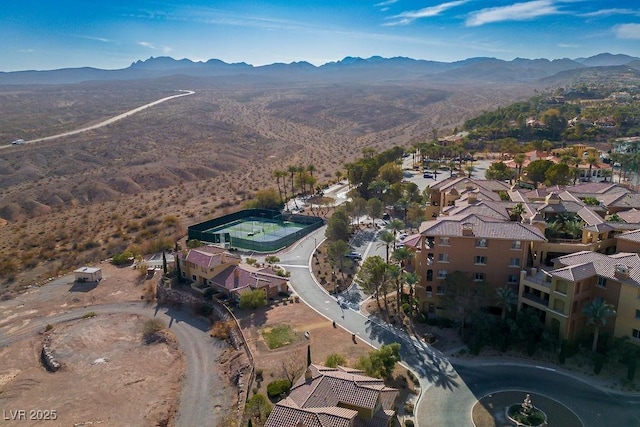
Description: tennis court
187,209,324,252
205,217,305,243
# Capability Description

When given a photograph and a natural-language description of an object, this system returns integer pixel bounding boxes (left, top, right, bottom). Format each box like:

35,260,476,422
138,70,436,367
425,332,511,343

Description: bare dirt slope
0,79,537,291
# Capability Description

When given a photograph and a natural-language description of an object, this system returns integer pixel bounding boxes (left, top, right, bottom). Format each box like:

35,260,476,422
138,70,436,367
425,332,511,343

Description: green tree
582,297,617,352
545,163,572,186
496,286,517,321
327,239,352,285
377,230,395,263
245,188,283,210
325,209,350,242
378,162,404,184
239,289,267,310
485,161,513,181
355,343,401,379
525,159,553,187
386,219,405,248
366,198,384,226
440,271,488,340
244,394,272,424
325,353,347,368
355,255,390,310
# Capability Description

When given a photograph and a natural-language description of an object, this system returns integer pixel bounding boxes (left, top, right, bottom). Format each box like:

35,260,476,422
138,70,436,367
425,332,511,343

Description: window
597,276,607,289
474,272,484,282
633,329,640,340
555,281,568,295
192,275,197,281
426,286,433,297
507,274,518,284
437,269,448,279
636,309,640,320
476,238,488,248
440,237,450,246
475,255,486,265
438,253,449,263
437,285,445,295
426,270,433,282
509,258,520,267
511,240,522,250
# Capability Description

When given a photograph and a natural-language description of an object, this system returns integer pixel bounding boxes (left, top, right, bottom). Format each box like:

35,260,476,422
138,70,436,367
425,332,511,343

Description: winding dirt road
0,300,227,427
0,89,194,149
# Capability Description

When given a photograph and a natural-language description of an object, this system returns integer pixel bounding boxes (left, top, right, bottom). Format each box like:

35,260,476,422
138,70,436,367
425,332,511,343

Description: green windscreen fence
187,209,323,252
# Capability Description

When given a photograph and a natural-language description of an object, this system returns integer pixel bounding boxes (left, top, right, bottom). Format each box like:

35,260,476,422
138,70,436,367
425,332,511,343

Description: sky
1,1,640,72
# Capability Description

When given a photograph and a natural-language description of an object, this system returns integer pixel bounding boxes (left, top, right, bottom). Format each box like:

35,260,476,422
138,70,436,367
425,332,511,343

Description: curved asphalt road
275,226,640,427
0,89,195,149
0,300,225,427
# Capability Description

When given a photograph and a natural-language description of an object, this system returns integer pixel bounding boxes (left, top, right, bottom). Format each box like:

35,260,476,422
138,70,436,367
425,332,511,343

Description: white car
11,139,25,145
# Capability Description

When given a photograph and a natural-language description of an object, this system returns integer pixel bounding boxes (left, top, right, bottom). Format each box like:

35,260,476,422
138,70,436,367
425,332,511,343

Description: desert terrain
0,77,537,292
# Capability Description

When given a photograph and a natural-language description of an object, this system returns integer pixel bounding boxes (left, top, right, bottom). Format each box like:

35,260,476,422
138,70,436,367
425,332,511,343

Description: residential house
265,364,398,427
178,246,288,301
518,251,640,346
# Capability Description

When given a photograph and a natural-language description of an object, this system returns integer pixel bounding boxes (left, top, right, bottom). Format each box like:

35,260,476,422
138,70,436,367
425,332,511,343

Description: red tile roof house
265,364,398,427
178,246,288,301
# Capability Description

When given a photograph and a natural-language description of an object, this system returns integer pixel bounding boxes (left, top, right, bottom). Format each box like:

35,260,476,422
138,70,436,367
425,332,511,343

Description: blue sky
2,1,640,71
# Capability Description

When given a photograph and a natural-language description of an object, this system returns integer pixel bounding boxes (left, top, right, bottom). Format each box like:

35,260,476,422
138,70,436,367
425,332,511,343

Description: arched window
426,269,433,282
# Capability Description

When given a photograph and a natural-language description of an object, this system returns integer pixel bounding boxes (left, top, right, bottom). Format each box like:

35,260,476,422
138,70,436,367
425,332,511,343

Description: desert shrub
267,379,291,398
246,257,258,265
405,420,415,427
262,325,297,349
325,353,347,368
210,320,234,340
239,289,267,310
186,239,202,248
143,318,166,343
82,312,96,319
45,324,53,332
112,250,134,265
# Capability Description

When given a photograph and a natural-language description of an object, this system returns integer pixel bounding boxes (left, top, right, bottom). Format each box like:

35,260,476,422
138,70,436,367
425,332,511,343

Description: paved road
0,299,226,427
0,90,195,149
272,226,640,427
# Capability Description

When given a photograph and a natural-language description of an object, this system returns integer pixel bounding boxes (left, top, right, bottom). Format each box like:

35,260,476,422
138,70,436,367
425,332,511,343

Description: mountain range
1,53,639,86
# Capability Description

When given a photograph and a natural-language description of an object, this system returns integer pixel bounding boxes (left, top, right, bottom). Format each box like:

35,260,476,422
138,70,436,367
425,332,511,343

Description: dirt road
0,300,229,427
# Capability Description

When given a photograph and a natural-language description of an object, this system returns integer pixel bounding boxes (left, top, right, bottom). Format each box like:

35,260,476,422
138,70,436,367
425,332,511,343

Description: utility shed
74,267,102,282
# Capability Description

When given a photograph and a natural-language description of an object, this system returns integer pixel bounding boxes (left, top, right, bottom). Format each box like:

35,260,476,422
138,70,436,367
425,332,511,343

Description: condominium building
518,251,640,345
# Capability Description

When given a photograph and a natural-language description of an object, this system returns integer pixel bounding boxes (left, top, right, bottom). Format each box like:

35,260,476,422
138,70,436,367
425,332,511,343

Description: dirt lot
0,263,235,427
0,314,183,426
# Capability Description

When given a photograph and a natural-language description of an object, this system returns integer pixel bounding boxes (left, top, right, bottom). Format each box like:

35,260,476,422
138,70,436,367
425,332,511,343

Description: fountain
507,394,547,426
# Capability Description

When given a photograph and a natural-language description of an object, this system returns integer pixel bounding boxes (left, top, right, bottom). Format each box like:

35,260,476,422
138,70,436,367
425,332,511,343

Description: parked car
423,172,433,178
345,251,362,261
11,139,25,145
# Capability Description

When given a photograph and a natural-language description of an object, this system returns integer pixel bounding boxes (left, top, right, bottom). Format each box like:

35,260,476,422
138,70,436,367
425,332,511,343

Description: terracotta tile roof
552,251,640,286
576,207,605,226
402,233,422,249
616,229,640,243
265,365,398,427
443,201,510,220
566,182,625,195
600,192,640,209
183,247,240,269
418,213,546,241
617,209,640,223
583,223,614,233
210,263,286,292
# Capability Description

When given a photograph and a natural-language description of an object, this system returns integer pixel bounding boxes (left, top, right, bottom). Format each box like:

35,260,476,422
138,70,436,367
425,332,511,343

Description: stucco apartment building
518,251,640,344
410,213,546,316
412,177,640,344
265,364,398,427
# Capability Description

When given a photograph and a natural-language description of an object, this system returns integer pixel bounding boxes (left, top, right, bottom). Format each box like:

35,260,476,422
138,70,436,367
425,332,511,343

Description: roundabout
472,391,582,427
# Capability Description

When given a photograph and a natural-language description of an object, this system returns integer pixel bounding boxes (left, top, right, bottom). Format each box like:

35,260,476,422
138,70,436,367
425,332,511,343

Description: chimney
461,222,474,236
468,191,478,203
233,268,240,288
305,367,313,381
614,264,630,280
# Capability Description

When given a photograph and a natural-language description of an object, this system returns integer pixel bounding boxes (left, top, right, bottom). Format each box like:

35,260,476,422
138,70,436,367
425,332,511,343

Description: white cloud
375,0,398,6
466,0,560,27
138,41,173,54
615,23,640,39
580,9,639,18
557,43,580,48
385,0,469,26
78,35,111,43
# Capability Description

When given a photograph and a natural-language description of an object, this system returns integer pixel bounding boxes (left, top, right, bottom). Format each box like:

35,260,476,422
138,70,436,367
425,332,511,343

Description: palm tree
464,164,475,178
514,153,526,181
496,286,517,321
586,153,599,182
307,164,316,178
377,230,395,263
287,165,298,201
386,219,404,249
403,271,419,322
272,170,287,204
582,297,616,352
509,203,525,222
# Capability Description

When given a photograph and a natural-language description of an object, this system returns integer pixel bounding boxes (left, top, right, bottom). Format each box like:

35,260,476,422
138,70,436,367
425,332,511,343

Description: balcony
521,292,550,308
